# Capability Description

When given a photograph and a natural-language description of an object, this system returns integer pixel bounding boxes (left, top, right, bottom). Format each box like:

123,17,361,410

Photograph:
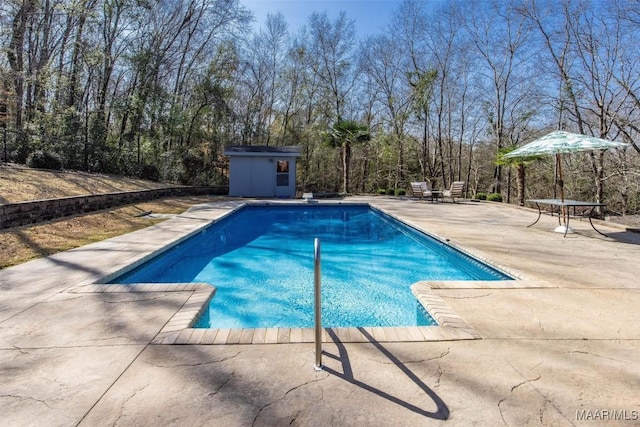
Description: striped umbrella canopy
504,130,628,214
503,130,628,158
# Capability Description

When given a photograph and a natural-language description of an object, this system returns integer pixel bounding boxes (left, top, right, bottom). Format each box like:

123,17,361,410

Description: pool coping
68,281,483,344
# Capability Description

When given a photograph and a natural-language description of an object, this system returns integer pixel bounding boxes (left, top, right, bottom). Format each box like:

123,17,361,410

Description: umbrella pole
557,153,565,203
556,154,570,232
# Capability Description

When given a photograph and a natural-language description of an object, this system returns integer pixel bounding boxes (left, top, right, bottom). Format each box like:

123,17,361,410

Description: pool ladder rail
314,237,323,371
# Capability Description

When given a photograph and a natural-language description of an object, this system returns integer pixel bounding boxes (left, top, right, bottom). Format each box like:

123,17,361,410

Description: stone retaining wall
0,186,228,229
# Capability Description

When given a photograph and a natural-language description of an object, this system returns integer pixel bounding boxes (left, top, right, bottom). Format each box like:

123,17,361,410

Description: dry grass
0,163,172,203
0,164,217,268
0,196,218,268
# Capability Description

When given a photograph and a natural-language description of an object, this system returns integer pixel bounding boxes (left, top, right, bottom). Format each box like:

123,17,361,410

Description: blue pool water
112,204,510,328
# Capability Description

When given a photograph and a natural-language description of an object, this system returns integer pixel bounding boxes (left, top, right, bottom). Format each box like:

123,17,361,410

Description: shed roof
224,145,301,157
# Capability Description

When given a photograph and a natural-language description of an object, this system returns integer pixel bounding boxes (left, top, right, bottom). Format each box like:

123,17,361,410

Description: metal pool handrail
314,237,323,371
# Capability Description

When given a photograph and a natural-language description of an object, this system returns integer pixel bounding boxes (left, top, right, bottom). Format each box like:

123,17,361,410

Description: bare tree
392,0,435,183
464,0,534,194
237,12,289,145
306,11,357,121
521,0,635,212
359,34,413,187
423,2,468,188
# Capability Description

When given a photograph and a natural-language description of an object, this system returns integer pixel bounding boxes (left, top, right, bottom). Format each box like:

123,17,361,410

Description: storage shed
224,145,301,198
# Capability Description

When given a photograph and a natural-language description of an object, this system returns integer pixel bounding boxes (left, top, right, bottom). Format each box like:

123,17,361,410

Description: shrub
394,189,406,196
377,188,386,195
385,188,394,195
26,150,63,170
474,192,487,200
140,163,161,182
487,193,503,202
179,152,206,184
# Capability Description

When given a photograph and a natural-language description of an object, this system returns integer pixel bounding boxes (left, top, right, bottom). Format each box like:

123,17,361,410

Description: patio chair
410,181,433,201
442,181,465,203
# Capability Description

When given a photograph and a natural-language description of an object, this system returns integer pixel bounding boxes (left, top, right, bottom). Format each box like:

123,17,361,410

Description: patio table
527,199,607,237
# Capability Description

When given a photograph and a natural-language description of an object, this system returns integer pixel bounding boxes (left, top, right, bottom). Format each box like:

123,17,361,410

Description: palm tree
326,120,370,194
496,146,541,206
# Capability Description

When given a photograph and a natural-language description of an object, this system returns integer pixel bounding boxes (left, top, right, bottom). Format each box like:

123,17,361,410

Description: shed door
250,158,275,197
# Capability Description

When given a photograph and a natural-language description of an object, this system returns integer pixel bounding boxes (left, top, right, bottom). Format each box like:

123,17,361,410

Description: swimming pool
112,204,510,329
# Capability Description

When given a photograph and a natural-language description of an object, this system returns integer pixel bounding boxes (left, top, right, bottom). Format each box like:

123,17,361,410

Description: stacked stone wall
0,186,227,229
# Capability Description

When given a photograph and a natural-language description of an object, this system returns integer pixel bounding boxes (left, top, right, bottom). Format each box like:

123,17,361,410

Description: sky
240,0,408,39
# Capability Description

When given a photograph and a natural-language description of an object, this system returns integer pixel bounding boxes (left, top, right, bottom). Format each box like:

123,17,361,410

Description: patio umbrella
503,130,628,231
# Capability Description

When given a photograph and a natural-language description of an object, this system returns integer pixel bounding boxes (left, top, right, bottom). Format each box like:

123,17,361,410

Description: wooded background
1,0,639,215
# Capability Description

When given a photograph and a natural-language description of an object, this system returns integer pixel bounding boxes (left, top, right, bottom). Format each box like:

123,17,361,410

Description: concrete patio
1,196,639,426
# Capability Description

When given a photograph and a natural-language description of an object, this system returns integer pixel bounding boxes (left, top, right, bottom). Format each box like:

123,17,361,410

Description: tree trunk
516,164,526,206
68,0,98,109
7,0,36,130
342,143,351,194
589,151,604,218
